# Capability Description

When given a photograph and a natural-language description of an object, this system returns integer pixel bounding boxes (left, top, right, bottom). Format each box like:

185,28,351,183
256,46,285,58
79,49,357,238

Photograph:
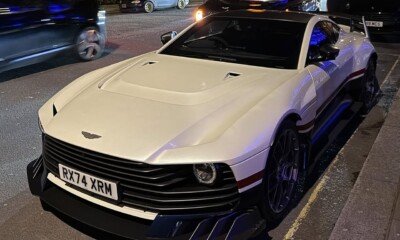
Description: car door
306,21,353,114
0,0,48,64
43,0,78,48
157,0,173,8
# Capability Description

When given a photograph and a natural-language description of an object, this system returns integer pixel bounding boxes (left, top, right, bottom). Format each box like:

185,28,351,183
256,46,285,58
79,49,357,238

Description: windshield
161,17,306,69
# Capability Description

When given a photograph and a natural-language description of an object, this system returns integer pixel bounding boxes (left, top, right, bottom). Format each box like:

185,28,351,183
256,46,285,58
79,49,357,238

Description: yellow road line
283,156,336,240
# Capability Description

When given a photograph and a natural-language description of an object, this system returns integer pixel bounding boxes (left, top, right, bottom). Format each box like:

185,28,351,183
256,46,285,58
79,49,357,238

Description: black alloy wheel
360,58,379,115
260,120,306,224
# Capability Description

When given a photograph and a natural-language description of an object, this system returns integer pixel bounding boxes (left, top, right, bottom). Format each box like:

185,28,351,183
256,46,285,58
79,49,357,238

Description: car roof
211,10,317,23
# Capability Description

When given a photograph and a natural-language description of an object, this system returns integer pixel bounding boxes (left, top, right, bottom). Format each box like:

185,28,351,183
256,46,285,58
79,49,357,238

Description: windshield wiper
207,55,237,62
183,32,223,45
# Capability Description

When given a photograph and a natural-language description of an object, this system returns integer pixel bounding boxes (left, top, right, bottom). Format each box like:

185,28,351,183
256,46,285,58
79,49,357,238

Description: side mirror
320,44,340,61
161,31,178,45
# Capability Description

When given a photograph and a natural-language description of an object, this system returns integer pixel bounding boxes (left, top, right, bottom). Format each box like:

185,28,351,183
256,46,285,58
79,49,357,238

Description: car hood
44,53,298,163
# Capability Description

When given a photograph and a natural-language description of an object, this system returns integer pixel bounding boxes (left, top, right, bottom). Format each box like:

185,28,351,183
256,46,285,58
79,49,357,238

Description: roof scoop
224,72,241,80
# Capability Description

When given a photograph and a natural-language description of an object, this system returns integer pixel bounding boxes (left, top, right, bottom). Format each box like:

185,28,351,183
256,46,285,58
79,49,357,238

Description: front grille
42,135,239,214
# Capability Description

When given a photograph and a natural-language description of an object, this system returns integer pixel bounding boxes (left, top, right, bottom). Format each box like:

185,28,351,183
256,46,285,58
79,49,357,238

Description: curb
329,89,400,240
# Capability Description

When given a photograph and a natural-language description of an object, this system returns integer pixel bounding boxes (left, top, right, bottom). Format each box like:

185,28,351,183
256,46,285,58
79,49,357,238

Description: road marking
382,56,400,86
283,153,341,240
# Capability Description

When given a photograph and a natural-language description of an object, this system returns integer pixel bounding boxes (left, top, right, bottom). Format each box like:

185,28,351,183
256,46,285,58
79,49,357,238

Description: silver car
119,0,190,13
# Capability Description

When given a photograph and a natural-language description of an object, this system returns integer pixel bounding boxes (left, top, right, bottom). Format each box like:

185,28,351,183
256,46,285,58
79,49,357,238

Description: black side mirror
320,44,340,61
161,31,178,45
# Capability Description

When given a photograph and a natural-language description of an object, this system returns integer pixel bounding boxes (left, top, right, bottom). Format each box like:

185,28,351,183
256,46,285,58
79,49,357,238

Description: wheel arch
370,52,378,69
268,111,310,172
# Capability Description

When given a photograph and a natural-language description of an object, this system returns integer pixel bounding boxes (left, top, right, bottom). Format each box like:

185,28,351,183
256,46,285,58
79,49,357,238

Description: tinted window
161,17,306,69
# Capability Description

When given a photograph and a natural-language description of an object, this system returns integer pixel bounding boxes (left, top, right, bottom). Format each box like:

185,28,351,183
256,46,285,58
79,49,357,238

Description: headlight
131,0,140,3
195,9,203,21
193,163,218,185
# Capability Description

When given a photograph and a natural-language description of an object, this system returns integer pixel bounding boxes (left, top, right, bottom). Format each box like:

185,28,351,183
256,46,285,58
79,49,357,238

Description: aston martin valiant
28,10,378,239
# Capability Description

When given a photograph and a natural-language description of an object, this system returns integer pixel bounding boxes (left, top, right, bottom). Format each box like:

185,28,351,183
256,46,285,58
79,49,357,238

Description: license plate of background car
366,21,384,27
58,164,119,201
121,4,127,8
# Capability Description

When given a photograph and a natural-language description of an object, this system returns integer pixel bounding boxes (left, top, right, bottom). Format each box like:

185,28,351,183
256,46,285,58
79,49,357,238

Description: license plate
59,164,119,200
121,4,127,8
366,21,383,28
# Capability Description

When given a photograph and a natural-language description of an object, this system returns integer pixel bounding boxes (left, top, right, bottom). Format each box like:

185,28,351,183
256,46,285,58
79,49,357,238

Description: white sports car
28,10,378,239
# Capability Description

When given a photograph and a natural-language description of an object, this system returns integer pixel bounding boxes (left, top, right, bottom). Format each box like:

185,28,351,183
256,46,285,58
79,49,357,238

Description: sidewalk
330,90,400,240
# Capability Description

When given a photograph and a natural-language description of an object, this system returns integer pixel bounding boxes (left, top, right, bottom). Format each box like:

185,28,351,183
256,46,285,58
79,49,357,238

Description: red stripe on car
237,170,264,189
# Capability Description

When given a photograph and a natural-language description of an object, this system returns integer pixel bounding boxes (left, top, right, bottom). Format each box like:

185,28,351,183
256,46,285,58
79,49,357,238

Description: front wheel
260,120,306,224
359,58,379,115
75,27,105,61
144,1,154,13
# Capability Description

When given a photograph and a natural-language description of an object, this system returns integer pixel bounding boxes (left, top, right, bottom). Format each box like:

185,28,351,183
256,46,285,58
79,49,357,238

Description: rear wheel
75,27,105,61
177,0,186,9
359,58,379,115
260,120,306,224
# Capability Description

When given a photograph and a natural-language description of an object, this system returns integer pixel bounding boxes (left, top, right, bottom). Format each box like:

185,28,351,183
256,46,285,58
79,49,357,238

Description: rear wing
315,12,370,38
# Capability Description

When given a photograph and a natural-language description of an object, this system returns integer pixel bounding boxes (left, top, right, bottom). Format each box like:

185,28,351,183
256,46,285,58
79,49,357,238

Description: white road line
382,56,400,86
284,56,400,239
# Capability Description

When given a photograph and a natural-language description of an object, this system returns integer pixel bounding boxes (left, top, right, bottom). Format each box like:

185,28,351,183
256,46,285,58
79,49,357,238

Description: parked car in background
195,0,320,21
119,0,189,13
0,0,106,73
326,0,400,37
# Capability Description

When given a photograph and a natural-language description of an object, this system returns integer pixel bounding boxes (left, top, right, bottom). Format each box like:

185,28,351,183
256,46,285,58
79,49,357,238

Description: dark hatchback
327,0,400,36
0,0,106,73
196,0,319,20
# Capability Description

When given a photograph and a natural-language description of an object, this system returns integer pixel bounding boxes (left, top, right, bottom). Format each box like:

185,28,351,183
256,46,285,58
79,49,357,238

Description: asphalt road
0,7,400,240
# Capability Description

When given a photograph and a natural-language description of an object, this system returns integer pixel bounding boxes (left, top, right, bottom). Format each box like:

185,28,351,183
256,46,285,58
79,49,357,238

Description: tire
260,120,306,224
144,1,154,13
177,0,186,9
75,27,105,61
359,58,379,115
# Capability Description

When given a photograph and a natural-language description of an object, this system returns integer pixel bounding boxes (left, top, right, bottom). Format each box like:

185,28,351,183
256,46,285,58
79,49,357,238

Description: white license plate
59,164,119,200
121,4,127,8
366,21,383,28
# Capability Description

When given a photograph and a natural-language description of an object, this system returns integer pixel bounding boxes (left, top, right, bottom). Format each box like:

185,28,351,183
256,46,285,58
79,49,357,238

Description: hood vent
52,104,58,116
141,61,158,66
224,72,241,80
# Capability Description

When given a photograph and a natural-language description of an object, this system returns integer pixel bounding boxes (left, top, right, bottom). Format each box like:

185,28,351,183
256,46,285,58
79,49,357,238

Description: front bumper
28,158,265,239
